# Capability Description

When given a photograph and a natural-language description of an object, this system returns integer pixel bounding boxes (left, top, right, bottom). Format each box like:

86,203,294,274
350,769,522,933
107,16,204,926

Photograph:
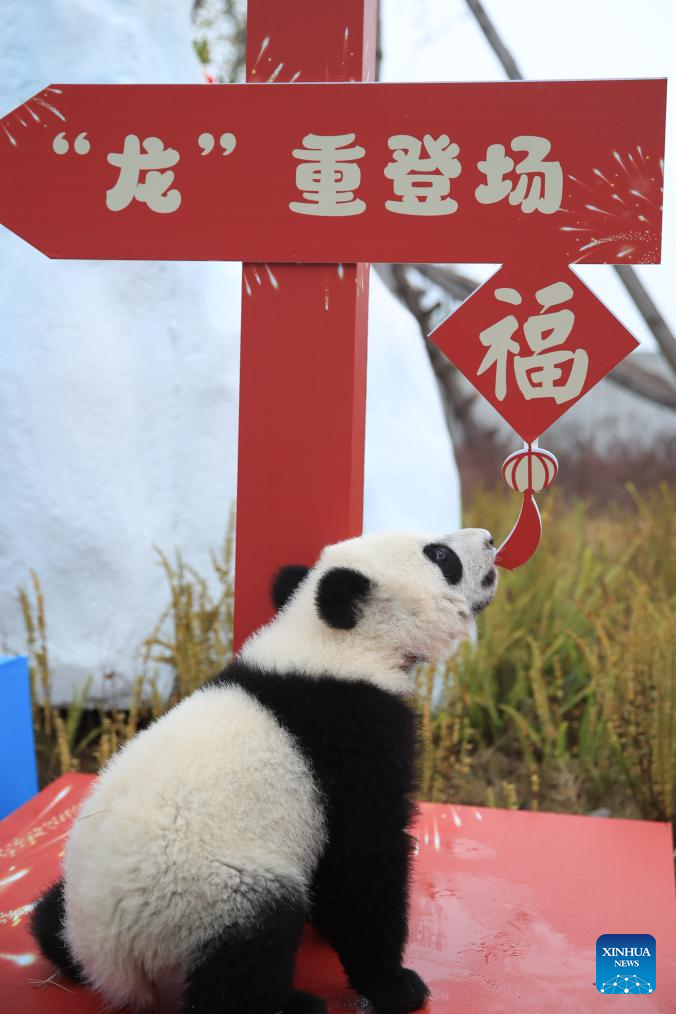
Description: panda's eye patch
424,542,463,586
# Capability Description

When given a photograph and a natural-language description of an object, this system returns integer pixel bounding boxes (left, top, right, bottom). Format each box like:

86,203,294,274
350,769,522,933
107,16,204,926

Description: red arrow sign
429,263,640,444
0,79,666,263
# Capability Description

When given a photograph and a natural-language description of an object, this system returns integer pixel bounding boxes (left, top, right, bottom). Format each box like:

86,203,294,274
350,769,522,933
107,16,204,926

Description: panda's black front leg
310,832,430,1014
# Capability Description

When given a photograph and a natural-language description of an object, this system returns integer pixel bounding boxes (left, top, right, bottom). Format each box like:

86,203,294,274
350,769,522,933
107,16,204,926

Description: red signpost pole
233,0,377,647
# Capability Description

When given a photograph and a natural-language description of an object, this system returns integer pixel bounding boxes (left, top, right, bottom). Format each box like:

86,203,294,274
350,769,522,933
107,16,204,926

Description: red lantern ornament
502,444,558,493
495,442,558,571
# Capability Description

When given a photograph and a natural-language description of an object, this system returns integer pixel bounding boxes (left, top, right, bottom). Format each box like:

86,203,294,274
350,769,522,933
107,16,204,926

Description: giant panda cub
31,527,498,1014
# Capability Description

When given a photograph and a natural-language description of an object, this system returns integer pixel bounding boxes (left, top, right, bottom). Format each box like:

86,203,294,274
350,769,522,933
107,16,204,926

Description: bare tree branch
385,265,488,443
412,263,476,301
608,359,676,411
464,0,676,381
614,266,676,378
464,0,523,80
376,0,383,81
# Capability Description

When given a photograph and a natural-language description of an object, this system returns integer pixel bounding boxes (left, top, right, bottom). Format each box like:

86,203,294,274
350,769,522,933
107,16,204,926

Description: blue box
0,655,39,819
596,933,656,994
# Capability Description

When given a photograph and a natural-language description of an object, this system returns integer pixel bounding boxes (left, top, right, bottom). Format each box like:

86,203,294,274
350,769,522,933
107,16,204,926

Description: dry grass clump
18,509,235,780
16,491,675,825
142,505,236,703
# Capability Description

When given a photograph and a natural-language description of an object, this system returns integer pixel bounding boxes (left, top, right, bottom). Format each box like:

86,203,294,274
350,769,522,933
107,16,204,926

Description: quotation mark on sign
198,132,237,156
52,131,91,155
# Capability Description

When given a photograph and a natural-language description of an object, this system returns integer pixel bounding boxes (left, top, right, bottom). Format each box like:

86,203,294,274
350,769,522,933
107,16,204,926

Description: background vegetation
17,465,675,828
417,480,674,824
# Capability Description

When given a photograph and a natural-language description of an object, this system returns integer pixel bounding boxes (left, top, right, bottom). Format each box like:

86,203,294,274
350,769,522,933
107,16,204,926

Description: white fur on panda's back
62,684,325,1009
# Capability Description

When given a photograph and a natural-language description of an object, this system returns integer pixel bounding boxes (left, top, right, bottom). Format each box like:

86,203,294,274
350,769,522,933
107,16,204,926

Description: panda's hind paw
354,967,431,1014
280,989,327,1014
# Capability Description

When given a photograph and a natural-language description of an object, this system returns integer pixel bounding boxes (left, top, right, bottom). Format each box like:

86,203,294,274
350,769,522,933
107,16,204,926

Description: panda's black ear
315,567,372,630
271,565,310,610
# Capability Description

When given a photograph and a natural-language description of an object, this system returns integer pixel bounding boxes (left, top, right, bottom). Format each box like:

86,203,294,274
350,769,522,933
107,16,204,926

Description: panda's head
241,528,498,694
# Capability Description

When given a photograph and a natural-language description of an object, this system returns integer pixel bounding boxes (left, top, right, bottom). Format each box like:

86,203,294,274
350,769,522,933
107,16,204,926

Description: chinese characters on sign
1,80,664,261
384,134,461,216
0,73,664,257
65,129,565,218
103,133,238,214
290,131,563,217
290,133,366,216
476,136,563,214
478,281,588,404
429,263,640,445
106,135,182,213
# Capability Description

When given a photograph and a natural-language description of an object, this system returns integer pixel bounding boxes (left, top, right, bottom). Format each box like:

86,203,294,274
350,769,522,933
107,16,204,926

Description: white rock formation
0,0,460,704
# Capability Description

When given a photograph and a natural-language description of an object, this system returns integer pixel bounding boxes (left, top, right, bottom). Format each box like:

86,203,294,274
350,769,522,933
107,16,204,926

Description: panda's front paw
351,966,430,1014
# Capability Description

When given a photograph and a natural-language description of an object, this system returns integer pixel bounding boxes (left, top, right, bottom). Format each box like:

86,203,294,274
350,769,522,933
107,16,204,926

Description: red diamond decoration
429,262,640,444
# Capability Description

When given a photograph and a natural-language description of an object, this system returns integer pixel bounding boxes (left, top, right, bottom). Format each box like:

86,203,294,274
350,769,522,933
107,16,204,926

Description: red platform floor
1,774,674,1013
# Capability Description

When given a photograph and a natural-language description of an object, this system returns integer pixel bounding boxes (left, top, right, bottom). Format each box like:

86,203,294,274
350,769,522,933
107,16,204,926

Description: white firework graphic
242,263,280,297
1,87,66,149
248,23,365,84
242,29,326,299
559,147,663,264
600,973,653,994
248,33,301,83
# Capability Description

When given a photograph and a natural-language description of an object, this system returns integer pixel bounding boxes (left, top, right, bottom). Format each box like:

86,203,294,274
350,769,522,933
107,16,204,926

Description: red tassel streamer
495,491,542,571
